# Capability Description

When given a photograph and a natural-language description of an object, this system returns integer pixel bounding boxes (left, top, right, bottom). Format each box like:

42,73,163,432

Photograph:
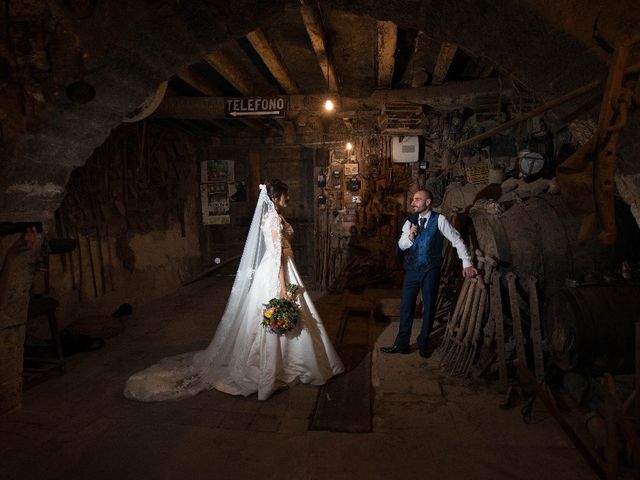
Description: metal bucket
544,285,640,373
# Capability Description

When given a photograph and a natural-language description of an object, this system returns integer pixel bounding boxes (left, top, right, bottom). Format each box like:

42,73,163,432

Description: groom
381,189,477,358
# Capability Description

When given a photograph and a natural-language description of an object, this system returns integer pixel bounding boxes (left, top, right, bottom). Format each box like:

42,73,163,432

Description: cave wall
34,123,203,330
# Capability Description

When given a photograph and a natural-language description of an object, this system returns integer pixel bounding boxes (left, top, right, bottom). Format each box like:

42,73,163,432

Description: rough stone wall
0,0,287,413
39,123,203,328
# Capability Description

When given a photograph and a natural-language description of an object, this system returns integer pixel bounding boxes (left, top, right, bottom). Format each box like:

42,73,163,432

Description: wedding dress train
124,185,344,401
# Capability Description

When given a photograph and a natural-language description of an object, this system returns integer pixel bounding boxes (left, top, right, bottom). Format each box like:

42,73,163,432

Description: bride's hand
280,288,289,299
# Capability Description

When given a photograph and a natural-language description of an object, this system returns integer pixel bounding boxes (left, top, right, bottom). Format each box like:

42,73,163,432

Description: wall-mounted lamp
345,141,353,151
324,99,334,112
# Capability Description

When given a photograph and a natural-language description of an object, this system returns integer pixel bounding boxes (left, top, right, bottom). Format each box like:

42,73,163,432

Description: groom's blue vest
402,211,444,272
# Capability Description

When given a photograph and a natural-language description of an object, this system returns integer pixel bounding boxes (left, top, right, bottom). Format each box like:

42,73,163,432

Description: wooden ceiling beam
153,78,510,120
479,63,495,78
376,21,397,88
299,3,338,92
204,43,276,96
432,42,458,85
246,29,299,94
177,67,220,97
178,68,276,133
177,66,273,134
209,119,242,134
201,44,285,133
238,118,274,133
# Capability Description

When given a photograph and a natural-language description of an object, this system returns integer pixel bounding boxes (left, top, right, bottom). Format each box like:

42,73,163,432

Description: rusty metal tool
557,38,640,245
604,374,640,473
61,209,76,290
594,41,637,245
492,271,508,393
85,230,99,298
440,277,477,368
453,251,495,375
464,255,498,376
95,224,107,295
462,283,487,376
527,275,545,381
514,359,605,480
505,272,526,370
75,227,83,302
54,209,67,272
439,276,472,359
105,223,115,291
452,250,491,374
445,280,480,374
440,250,485,374
451,283,481,374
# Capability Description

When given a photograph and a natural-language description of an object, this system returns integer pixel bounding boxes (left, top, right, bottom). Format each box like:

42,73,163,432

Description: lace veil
124,184,281,401
201,183,281,360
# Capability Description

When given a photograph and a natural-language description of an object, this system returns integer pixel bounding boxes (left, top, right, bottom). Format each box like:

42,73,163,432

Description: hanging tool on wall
74,227,83,303
490,271,507,393
84,228,98,299
505,272,527,372
557,37,640,245
527,275,545,382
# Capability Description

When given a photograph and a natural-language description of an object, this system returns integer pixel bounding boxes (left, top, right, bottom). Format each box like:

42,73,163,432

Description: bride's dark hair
266,179,288,202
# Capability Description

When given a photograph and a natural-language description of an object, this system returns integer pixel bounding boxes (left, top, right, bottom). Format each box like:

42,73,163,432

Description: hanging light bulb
324,99,334,112
346,141,353,151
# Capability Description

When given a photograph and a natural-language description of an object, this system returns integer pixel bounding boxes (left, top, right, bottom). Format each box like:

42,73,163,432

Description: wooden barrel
544,285,640,373
441,183,485,216
470,194,614,292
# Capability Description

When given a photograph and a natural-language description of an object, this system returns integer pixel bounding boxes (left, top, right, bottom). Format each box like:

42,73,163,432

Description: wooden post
248,149,261,204
514,359,606,479
636,322,640,432
605,376,618,480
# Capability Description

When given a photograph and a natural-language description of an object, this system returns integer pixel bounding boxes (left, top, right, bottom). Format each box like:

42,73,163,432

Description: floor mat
310,307,385,432
310,346,372,432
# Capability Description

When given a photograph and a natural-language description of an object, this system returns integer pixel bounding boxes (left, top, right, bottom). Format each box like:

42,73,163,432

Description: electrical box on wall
391,136,419,163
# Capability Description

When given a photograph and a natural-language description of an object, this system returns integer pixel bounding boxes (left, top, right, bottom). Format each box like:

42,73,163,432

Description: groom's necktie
419,217,426,230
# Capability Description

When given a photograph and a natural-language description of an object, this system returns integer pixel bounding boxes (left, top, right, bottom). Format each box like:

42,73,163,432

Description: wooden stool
24,296,65,375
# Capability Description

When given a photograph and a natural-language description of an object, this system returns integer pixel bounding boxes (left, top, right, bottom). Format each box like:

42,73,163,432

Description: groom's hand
462,266,477,278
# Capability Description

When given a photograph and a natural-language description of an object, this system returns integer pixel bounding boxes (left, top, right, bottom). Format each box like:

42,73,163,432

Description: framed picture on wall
344,163,359,176
201,160,235,225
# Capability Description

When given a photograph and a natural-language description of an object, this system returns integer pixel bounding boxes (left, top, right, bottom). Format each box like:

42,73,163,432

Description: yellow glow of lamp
324,99,334,112
346,142,353,151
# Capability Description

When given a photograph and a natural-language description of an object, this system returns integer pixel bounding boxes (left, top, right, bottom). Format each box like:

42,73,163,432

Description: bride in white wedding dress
124,180,344,401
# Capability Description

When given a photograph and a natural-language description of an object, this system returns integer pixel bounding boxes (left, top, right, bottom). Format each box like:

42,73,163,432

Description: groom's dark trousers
394,211,443,351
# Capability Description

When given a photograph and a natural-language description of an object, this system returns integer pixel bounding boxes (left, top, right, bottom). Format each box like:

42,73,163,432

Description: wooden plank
514,359,606,480
177,67,220,97
246,28,299,94
300,3,338,92
248,149,261,206
376,21,397,87
636,322,640,431
432,42,457,85
153,78,510,120
204,42,276,96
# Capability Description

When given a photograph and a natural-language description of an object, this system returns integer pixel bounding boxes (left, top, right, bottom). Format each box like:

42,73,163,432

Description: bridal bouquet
261,284,300,334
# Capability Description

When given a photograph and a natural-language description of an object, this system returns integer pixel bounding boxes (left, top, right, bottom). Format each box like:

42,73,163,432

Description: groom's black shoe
419,348,432,359
380,345,410,354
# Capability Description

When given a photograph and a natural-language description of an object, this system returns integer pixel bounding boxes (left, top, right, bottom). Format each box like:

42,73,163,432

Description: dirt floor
0,274,595,479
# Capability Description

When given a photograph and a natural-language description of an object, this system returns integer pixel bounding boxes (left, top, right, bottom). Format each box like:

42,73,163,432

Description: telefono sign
225,97,287,117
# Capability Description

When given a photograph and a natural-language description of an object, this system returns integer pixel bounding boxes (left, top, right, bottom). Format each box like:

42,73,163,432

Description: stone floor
0,275,595,480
